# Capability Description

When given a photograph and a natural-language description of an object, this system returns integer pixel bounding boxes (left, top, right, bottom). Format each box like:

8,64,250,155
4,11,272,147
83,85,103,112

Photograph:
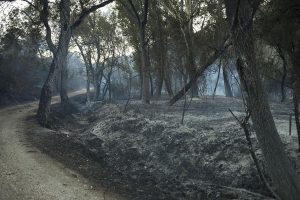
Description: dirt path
0,100,124,200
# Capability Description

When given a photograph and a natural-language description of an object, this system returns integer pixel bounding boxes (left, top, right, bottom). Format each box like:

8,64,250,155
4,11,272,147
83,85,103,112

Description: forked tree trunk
37,0,71,126
225,1,300,199
37,0,114,125
121,0,150,102
37,31,71,125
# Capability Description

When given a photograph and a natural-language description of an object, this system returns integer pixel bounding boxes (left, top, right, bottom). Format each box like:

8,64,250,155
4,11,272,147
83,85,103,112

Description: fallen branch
169,38,231,106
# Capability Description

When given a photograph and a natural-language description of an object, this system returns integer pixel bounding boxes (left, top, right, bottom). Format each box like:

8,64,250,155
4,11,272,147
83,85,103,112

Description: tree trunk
164,74,174,97
93,73,99,101
60,61,70,111
223,65,233,97
86,73,91,104
293,80,300,151
107,68,112,101
180,0,198,97
102,82,108,100
94,71,103,100
37,0,72,126
139,28,150,103
149,71,154,97
213,65,221,98
155,68,163,98
277,46,287,102
37,35,71,126
289,49,300,152
225,1,300,199
37,33,71,125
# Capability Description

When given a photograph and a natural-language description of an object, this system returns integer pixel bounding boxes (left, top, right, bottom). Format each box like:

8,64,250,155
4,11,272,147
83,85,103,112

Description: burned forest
0,0,300,200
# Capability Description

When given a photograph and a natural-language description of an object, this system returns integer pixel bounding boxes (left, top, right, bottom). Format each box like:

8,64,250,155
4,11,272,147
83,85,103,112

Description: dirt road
0,100,124,200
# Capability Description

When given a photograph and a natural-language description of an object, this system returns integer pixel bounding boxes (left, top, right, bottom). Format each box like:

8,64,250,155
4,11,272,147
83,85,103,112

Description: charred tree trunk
120,0,150,103
95,70,103,100
107,67,113,101
37,34,71,125
155,69,163,98
60,60,70,111
223,65,233,97
164,74,174,97
289,48,300,151
149,71,154,97
93,72,100,101
37,0,72,126
277,45,287,102
139,28,151,103
293,80,300,151
290,54,300,151
37,0,114,125
180,0,198,97
225,1,300,199
86,75,91,103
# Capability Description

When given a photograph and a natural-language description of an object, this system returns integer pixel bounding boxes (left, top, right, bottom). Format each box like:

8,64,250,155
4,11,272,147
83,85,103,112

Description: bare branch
71,0,114,30
22,0,38,11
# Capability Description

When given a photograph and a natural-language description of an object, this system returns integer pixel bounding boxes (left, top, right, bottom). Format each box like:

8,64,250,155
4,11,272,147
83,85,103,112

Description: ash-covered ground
27,96,300,200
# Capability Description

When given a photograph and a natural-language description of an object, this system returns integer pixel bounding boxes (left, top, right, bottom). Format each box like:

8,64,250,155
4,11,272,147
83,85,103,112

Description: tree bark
37,32,71,125
37,0,72,126
289,46,300,152
223,65,233,97
139,28,151,103
154,68,163,98
225,1,300,199
293,80,300,151
164,73,174,97
40,0,70,110
60,62,70,111
73,37,95,102
86,73,91,103
290,54,300,152
94,70,103,100
277,45,287,102
37,0,115,125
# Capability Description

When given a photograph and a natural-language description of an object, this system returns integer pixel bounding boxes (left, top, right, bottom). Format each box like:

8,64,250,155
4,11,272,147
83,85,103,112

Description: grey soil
0,100,124,200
